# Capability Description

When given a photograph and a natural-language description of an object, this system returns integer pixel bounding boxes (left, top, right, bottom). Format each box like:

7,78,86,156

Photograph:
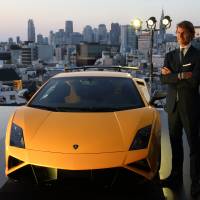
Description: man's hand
161,67,171,75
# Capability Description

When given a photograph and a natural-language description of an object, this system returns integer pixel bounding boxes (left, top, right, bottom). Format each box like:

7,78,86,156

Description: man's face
176,27,191,46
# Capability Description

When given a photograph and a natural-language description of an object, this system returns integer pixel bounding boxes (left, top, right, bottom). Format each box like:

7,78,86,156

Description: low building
37,45,53,62
76,42,119,66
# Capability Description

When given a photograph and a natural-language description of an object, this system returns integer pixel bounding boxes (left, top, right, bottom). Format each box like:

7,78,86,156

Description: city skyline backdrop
1,0,200,41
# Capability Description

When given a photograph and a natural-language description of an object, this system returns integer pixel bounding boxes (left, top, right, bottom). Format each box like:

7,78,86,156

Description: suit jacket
160,45,200,115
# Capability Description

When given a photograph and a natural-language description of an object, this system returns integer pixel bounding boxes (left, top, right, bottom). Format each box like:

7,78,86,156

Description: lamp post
146,17,157,95
131,16,172,96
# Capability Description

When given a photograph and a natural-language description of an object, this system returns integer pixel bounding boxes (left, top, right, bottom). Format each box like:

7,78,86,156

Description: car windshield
28,76,145,112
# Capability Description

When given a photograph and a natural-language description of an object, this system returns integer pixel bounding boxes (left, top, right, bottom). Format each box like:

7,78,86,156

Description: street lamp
131,16,172,95
146,17,157,29
131,18,143,31
162,16,172,29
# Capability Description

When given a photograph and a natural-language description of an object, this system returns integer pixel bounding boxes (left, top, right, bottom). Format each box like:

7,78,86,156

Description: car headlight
10,123,25,148
129,125,152,150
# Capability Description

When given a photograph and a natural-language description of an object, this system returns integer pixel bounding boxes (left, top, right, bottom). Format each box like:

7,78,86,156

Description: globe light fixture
162,16,172,29
131,18,143,30
146,17,157,29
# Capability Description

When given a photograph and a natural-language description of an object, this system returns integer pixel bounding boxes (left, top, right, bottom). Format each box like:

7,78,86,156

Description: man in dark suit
160,21,200,197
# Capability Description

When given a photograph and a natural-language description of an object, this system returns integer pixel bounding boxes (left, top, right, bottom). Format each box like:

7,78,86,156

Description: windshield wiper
28,105,138,112
55,107,133,112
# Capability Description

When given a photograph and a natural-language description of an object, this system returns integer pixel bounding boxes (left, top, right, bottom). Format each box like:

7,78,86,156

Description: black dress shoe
191,181,200,198
161,174,183,190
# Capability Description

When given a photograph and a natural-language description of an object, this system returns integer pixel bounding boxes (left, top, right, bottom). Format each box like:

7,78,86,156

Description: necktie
180,48,185,63
177,48,185,102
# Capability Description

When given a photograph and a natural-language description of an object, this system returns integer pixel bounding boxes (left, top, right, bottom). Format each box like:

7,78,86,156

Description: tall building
71,32,83,45
65,21,73,37
120,25,128,53
127,26,137,50
138,32,151,59
37,34,44,44
158,9,166,44
16,36,21,44
28,19,36,42
43,37,49,45
8,37,13,44
49,31,54,46
54,29,65,46
98,24,107,44
93,28,99,43
120,25,137,53
110,23,120,45
83,25,94,43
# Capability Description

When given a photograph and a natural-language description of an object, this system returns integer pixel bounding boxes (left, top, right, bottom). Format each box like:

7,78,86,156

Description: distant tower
37,34,44,44
8,37,13,44
120,25,128,53
110,23,120,45
49,31,54,46
98,24,107,44
120,25,137,53
93,28,99,43
127,25,137,50
159,9,166,43
28,19,35,42
83,25,94,43
16,36,21,44
65,21,73,37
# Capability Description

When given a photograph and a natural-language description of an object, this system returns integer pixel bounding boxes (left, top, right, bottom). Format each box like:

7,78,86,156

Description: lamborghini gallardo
5,69,164,184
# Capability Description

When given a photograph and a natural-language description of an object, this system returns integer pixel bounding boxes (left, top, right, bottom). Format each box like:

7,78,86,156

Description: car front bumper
6,146,157,183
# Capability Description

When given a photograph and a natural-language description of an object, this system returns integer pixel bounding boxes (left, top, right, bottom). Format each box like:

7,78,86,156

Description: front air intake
8,156,23,169
128,159,151,172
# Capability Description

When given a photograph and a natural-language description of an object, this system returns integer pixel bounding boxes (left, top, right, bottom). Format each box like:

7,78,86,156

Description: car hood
13,106,155,153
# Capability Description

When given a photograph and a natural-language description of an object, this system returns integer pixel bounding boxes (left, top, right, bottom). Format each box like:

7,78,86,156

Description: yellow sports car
5,69,164,184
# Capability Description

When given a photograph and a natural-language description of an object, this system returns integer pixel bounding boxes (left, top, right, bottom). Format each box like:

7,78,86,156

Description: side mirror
149,91,167,107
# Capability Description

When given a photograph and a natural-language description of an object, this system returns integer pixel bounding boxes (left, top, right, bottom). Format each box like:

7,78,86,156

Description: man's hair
177,21,195,40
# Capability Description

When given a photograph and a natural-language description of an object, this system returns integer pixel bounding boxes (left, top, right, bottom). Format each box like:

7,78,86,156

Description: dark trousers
168,101,200,183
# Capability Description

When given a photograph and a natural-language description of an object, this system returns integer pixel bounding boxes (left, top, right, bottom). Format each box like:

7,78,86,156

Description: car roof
53,71,132,79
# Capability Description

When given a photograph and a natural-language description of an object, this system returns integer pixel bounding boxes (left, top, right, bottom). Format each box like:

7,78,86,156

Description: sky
0,0,200,41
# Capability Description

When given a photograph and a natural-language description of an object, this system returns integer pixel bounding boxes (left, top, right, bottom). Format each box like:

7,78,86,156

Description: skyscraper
16,36,21,44
37,34,44,44
93,28,99,43
98,24,107,44
55,29,65,46
158,9,166,44
8,37,13,44
110,23,120,45
65,21,73,37
28,19,35,42
83,25,94,43
120,25,137,53
127,25,137,50
120,25,128,53
49,31,54,46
